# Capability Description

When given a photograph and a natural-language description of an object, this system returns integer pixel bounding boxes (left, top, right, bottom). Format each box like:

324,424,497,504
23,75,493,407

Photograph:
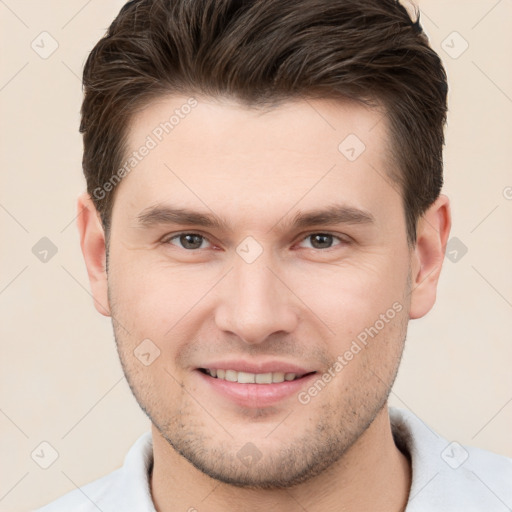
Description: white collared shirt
34,407,512,511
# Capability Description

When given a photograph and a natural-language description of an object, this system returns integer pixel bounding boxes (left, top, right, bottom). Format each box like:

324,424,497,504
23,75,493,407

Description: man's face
106,96,414,487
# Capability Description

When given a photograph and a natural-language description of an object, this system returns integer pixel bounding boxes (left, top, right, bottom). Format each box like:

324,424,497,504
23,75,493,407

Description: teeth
225,370,238,382
238,371,255,384
206,369,299,384
256,372,272,384
272,372,285,383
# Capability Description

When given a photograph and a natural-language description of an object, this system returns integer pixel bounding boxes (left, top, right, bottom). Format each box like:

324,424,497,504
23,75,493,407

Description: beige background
0,1,511,510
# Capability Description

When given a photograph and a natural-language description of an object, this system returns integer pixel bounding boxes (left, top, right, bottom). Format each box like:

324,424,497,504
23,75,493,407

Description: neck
150,405,411,512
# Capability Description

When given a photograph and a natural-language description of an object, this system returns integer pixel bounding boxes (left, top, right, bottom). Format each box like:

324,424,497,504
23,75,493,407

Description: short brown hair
80,0,448,245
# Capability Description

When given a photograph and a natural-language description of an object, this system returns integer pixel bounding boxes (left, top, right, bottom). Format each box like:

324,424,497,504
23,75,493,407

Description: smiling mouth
198,368,316,384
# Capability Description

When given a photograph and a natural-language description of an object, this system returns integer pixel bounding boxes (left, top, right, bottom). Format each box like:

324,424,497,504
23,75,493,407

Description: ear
76,192,111,317
409,194,452,319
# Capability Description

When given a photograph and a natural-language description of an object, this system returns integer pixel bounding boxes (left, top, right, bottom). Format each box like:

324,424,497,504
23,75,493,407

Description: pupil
312,234,332,249
182,234,202,249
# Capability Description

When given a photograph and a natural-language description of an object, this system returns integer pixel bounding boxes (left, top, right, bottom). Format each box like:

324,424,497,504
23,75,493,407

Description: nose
214,255,299,345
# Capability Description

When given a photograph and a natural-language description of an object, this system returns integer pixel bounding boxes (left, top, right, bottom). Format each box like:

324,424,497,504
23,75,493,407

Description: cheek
292,255,409,341
108,254,218,342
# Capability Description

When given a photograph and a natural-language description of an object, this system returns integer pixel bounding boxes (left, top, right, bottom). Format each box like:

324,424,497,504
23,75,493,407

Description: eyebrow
288,205,375,229
136,203,375,232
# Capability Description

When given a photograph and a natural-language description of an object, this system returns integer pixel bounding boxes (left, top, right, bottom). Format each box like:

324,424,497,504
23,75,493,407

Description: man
36,0,511,510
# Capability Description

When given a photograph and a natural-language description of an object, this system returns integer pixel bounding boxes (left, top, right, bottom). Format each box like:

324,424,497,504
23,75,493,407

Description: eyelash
162,232,350,251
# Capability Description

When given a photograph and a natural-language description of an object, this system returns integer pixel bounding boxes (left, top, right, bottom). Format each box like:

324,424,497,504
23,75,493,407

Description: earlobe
409,194,452,320
76,192,111,317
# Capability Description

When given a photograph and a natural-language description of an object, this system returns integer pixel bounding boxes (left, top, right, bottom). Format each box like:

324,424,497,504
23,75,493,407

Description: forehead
113,95,399,229
127,94,388,157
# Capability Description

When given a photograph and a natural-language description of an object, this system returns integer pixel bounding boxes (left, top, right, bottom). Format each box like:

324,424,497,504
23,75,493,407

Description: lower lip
196,370,317,408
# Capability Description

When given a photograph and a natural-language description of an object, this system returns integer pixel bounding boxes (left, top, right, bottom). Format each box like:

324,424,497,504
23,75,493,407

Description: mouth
198,368,316,384
194,362,319,407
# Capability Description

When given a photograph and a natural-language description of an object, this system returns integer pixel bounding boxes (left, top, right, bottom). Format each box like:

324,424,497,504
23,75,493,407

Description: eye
298,233,347,250
164,233,212,250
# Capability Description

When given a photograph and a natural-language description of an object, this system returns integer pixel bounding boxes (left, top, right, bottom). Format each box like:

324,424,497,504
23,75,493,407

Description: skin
78,95,451,511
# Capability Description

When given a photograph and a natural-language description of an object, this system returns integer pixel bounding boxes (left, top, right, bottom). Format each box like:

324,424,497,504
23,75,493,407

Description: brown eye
299,233,345,250
167,233,209,250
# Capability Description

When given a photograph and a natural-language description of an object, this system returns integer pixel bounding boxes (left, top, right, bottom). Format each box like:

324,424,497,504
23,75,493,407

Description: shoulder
33,432,155,512
33,469,122,512
413,443,512,512
389,407,512,512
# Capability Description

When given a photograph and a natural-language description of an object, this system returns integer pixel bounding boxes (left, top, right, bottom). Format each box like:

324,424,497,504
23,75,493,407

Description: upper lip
197,360,316,376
